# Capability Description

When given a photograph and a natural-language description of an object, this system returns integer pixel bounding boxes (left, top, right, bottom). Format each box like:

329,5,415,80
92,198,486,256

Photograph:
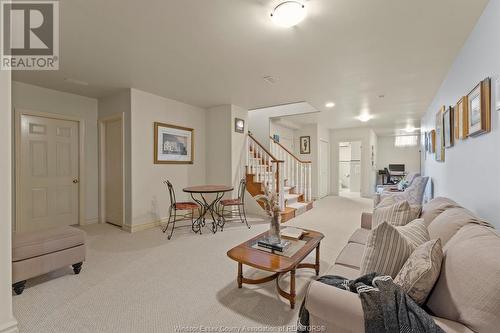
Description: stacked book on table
257,228,305,253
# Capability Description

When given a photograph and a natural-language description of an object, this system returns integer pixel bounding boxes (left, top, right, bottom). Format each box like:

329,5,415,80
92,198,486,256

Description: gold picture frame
454,96,468,140
154,122,194,164
429,130,436,153
467,78,491,137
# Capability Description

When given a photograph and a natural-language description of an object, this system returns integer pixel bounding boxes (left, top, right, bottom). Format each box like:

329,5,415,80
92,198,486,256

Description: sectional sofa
305,197,500,333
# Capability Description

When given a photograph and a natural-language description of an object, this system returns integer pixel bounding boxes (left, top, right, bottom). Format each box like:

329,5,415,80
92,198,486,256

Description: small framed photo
300,136,311,154
443,106,454,148
454,96,468,140
435,107,445,162
234,118,245,133
154,122,194,164
467,78,491,137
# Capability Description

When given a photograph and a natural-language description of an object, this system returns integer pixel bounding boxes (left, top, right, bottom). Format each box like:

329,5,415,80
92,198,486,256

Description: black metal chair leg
242,204,250,229
168,210,177,240
163,207,172,233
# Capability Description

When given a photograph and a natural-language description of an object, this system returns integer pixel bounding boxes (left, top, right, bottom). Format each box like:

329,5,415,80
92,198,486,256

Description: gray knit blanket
297,273,444,333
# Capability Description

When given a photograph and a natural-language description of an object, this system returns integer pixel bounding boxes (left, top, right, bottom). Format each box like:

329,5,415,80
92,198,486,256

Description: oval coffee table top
183,185,234,193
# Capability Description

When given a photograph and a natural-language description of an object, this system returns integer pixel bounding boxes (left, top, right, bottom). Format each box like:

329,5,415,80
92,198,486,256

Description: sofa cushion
12,226,86,262
335,243,365,269
360,219,429,278
426,224,500,333
373,199,421,228
348,228,370,245
427,207,493,246
432,317,474,333
394,239,443,305
326,264,360,280
421,197,460,226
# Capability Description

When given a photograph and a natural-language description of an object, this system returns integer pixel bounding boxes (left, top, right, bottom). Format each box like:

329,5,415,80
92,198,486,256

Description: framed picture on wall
234,118,245,133
429,130,436,153
467,78,491,137
455,96,468,140
300,136,311,154
443,106,454,148
435,107,445,162
154,122,194,164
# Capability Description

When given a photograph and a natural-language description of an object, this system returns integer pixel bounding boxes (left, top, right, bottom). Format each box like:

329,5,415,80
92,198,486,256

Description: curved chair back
164,180,176,208
238,179,246,203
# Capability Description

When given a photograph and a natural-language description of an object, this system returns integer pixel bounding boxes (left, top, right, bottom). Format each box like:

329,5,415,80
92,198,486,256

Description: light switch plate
495,76,500,111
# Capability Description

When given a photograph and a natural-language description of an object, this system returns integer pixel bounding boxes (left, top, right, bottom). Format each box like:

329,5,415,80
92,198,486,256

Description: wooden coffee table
226,229,324,309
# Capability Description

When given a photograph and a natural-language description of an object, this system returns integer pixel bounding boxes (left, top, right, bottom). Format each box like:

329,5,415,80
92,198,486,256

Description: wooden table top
183,185,234,193
227,229,324,273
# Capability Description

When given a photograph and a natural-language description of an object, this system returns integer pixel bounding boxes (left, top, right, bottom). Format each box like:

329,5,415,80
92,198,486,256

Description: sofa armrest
306,280,365,332
361,212,372,230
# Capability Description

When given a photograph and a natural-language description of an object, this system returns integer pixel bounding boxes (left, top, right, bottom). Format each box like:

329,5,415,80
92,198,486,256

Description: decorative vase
268,212,281,244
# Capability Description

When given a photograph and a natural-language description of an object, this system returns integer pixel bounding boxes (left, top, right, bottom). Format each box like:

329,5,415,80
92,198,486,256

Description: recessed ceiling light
325,102,335,108
405,125,416,133
356,113,373,122
271,1,306,28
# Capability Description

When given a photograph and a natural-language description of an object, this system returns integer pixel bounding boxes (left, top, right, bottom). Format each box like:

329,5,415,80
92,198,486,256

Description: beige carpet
13,195,372,333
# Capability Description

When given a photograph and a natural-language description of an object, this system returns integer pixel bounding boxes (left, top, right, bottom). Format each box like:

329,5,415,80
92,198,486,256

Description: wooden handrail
248,132,283,162
270,136,312,164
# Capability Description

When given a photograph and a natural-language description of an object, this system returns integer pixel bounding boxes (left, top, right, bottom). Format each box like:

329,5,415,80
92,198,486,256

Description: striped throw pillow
360,219,430,278
373,199,421,228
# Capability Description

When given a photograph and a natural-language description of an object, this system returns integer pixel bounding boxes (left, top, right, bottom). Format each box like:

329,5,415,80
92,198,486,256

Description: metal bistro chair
219,179,250,229
162,180,200,240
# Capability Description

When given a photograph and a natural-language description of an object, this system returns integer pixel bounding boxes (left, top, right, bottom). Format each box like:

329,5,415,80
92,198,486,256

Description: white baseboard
0,319,18,333
122,220,161,233
83,218,99,225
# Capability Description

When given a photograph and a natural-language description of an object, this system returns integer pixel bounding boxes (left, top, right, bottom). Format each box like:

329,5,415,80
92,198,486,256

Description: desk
183,185,233,234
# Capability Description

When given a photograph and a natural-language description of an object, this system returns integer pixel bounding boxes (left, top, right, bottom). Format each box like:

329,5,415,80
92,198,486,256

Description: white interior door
104,118,123,226
319,140,329,198
19,115,79,232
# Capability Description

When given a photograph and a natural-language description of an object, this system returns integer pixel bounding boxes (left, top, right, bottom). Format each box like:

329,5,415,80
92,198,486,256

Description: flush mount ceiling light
325,102,335,108
404,125,416,133
271,1,306,28
356,113,373,122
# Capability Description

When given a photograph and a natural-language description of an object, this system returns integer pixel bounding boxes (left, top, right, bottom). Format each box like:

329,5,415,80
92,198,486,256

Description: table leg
315,243,320,276
237,262,243,289
290,269,296,309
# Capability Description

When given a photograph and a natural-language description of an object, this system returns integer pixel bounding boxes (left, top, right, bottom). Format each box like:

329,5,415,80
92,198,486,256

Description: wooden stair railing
247,132,285,210
270,136,312,202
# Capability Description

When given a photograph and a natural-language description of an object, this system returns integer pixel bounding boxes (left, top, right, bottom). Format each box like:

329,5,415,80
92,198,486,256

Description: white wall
231,105,249,191
269,120,295,151
0,70,18,333
377,136,421,174
130,89,207,227
330,127,377,198
248,102,317,148
206,105,232,186
12,82,99,225
421,0,500,226
98,90,132,226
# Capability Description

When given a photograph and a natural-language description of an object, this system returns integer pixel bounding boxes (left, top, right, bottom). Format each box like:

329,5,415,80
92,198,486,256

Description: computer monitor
389,164,405,172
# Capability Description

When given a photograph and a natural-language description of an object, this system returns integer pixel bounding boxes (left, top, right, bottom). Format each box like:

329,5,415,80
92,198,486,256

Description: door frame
319,139,330,198
98,113,125,227
14,108,87,232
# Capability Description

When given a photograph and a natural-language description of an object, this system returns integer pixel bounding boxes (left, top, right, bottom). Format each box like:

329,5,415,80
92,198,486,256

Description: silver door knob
73,179,79,184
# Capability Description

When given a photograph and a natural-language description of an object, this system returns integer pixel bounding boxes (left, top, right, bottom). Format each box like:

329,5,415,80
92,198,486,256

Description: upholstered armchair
374,176,429,207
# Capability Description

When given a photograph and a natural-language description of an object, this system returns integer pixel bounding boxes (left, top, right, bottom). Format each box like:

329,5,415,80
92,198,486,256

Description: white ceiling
13,0,488,133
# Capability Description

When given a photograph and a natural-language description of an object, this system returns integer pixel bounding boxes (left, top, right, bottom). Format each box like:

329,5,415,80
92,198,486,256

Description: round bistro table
183,185,234,234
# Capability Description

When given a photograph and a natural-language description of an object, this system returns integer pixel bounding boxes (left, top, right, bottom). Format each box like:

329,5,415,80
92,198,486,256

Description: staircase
246,132,313,223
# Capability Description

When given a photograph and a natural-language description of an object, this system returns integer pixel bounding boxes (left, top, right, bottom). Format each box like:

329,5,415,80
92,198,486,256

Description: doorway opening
339,141,361,197
99,116,124,228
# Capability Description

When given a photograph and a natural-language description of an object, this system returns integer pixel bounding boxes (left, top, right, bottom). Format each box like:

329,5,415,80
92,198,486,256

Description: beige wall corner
1,71,18,331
